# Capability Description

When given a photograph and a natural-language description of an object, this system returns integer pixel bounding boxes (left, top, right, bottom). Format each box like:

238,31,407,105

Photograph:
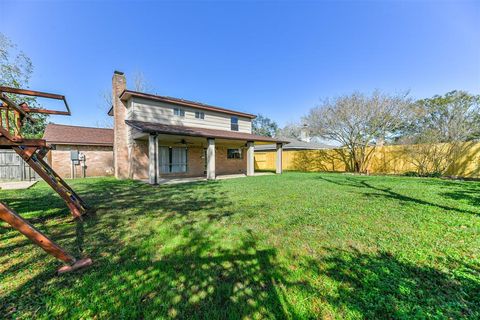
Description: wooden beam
20,107,70,116
15,146,39,162
0,137,45,147
0,126,21,143
0,202,93,274
0,86,65,100
18,102,70,115
0,93,35,122
36,146,50,160
0,202,76,264
0,86,72,118
14,147,88,219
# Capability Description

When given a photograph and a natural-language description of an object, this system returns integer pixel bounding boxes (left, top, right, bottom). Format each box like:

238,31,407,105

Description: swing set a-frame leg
0,202,92,274
0,86,93,274
13,146,88,220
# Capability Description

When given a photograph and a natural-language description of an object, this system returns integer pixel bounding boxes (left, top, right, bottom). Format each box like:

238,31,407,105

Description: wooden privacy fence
0,149,39,181
254,141,480,178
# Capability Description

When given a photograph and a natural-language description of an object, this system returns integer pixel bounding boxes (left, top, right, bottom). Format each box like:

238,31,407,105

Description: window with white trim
195,111,205,119
173,108,185,117
231,117,239,131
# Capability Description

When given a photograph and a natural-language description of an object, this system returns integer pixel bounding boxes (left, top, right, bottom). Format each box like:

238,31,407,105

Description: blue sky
2,0,479,128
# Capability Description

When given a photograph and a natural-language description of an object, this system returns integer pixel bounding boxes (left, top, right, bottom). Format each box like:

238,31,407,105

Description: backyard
0,172,479,319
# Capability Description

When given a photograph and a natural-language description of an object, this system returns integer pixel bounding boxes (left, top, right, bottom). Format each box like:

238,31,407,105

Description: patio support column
149,134,159,184
276,143,283,174
246,141,255,176
207,138,216,180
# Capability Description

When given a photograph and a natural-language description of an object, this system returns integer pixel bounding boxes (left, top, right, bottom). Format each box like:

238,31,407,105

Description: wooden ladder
0,86,92,274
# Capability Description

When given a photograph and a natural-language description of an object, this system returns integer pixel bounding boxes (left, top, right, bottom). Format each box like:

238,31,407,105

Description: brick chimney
299,124,311,142
112,70,129,179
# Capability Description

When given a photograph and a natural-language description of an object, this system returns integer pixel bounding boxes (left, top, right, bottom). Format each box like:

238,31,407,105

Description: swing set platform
0,86,92,274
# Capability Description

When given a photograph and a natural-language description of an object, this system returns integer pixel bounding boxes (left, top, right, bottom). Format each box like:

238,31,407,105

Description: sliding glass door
159,147,188,173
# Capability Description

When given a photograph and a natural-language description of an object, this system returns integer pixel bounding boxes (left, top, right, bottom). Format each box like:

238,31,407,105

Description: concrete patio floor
153,172,274,185
0,181,37,190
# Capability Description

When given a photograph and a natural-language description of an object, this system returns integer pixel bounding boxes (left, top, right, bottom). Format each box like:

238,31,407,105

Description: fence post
20,158,25,181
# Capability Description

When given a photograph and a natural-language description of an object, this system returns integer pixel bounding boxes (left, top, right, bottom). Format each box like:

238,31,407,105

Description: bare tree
133,71,154,93
305,91,411,173
97,71,156,128
94,89,114,128
277,122,302,139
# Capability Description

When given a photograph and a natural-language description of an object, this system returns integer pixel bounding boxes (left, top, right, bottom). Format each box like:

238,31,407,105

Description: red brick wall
48,144,114,179
131,144,247,179
131,140,149,180
215,146,247,175
112,71,129,179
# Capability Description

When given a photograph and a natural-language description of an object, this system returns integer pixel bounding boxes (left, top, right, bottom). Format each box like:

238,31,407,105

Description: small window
227,148,243,159
195,111,205,119
174,108,185,117
231,117,239,131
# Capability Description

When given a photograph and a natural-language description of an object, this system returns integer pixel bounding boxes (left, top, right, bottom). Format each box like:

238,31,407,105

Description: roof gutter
120,89,257,119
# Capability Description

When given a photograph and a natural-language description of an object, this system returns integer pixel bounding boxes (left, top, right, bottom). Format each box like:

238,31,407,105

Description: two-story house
110,71,287,184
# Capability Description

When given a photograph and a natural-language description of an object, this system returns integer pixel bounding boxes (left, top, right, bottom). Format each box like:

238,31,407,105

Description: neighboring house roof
126,120,289,144
43,123,114,146
254,137,333,151
118,90,256,119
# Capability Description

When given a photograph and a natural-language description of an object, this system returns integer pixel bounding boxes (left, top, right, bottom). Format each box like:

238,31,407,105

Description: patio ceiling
140,134,250,148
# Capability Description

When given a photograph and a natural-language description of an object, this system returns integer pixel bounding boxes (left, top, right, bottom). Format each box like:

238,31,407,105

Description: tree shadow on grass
317,175,480,217
0,179,230,252
1,179,308,319
59,231,302,319
437,181,480,207
303,247,480,319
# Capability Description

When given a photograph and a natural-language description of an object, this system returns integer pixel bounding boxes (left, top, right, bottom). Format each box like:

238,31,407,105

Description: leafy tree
399,91,480,176
0,33,47,138
252,114,279,137
305,91,411,173
401,91,480,143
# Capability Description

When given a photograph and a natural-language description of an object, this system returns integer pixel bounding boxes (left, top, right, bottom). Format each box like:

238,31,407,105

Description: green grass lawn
1,173,479,319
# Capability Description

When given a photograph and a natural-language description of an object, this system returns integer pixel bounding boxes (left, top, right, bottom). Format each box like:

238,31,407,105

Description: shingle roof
119,90,256,119
43,124,114,146
125,120,289,144
254,138,333,151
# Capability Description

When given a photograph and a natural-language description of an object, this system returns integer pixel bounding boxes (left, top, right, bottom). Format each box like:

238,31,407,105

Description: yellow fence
254,142,480,178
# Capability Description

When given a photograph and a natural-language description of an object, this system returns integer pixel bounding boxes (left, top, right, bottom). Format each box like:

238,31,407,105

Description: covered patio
145,172,274,185
126,120,288,185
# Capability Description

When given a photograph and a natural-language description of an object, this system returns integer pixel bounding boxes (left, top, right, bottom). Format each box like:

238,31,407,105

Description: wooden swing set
0,86,92,274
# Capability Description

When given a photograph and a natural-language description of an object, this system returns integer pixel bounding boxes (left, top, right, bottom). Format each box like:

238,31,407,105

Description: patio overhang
125,120,289,145
125,120,287,184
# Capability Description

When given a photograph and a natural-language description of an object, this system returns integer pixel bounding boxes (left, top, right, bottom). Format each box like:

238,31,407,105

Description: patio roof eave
126,120,290,144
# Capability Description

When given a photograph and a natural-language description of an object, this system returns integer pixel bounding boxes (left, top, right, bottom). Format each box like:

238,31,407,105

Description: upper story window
195,111,205,119
174,108,185,117
231,117,239,131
